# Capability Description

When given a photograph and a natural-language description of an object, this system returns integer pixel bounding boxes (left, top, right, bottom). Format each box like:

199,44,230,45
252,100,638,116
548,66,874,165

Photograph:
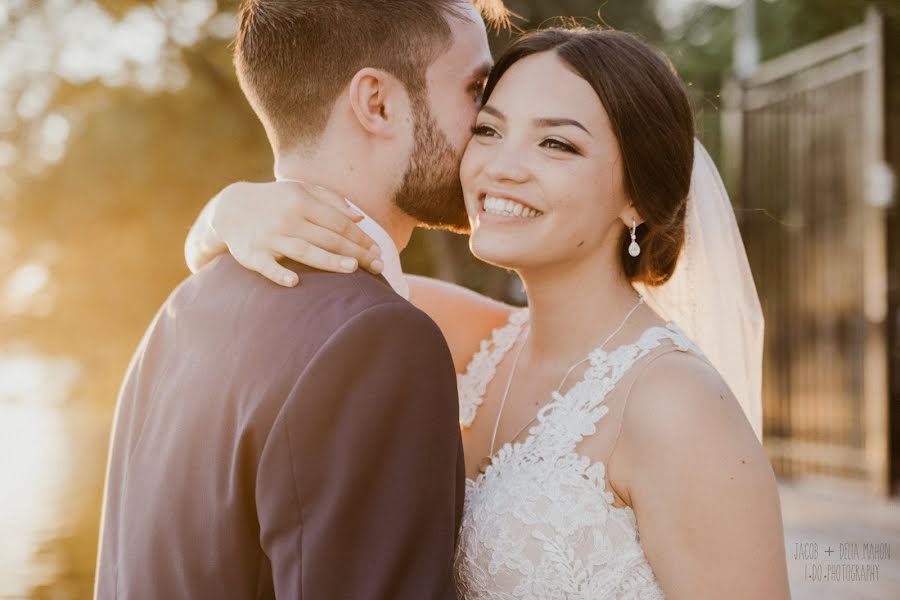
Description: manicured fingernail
371,259,384,273
341,258,357,271
344,199,363,214
283,274,297,286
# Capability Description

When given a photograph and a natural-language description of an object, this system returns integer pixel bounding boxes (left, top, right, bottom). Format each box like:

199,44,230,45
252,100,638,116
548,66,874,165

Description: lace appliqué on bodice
457,308,531,429
454,308,703,599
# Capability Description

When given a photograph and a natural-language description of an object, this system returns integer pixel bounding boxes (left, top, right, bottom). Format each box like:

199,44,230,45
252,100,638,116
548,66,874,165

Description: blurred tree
757,0,872,60
3,1,259,412
657,0,870,163
667,0,870,97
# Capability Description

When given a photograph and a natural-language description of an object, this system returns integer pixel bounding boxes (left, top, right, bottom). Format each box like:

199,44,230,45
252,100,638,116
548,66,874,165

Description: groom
95,1,498,598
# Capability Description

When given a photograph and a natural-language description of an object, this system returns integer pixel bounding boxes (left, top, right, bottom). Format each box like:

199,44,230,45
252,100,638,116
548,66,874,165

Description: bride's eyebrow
533,117,592,136
480,105,592,136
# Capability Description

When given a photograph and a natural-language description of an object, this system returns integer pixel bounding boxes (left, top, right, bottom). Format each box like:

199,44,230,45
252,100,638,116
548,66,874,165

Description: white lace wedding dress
454,308,704,599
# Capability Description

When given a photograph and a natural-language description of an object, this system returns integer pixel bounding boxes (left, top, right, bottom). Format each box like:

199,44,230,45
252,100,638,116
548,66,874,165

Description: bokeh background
1,1,898,598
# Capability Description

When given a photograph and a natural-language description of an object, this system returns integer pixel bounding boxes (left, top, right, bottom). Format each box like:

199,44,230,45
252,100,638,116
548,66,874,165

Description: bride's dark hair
482,28,694,286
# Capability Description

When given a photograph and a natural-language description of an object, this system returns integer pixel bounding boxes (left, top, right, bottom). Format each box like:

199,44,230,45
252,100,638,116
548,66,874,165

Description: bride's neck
517,254,645,368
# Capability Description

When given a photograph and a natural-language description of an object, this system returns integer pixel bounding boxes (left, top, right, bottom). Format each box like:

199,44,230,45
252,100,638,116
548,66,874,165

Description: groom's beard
393,103,470,234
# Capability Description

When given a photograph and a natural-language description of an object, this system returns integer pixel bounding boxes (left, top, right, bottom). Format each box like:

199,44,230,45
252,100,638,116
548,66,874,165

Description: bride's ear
618,203,645,228
347,67,407,138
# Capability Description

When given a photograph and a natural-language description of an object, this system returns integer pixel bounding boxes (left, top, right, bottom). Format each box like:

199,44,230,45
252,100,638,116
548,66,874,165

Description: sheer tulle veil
633,139,765,440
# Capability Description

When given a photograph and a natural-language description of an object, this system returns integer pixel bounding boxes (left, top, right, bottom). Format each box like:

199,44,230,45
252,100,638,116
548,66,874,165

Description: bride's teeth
482,196,541,219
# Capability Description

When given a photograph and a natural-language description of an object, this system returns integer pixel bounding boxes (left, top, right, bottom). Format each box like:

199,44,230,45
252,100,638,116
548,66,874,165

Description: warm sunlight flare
0,354,80,598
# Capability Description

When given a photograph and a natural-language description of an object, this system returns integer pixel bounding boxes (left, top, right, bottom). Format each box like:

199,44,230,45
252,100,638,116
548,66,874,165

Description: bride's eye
541,138,579,154
471,124,499,138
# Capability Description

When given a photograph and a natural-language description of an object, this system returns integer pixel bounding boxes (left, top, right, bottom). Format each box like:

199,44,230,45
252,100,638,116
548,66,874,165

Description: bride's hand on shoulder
617,353,790,599
185,180,384,287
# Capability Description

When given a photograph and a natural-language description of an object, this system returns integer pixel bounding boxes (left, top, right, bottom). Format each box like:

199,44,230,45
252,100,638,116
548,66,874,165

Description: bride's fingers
295,181,364,222
237,250,300,288
273,237,360,275
301,199,381,257
293,225,384,274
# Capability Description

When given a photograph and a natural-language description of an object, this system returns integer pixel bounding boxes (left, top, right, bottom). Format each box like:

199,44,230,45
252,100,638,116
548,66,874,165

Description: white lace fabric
454,308,704,599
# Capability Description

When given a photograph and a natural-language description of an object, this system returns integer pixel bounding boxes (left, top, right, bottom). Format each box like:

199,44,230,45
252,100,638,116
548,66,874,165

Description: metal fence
723,9,892,495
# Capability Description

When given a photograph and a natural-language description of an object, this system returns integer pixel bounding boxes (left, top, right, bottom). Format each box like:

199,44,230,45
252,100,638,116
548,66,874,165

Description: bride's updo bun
482,28,695,286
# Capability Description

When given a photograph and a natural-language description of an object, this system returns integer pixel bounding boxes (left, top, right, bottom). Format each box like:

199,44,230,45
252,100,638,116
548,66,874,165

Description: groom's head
234,0,502,232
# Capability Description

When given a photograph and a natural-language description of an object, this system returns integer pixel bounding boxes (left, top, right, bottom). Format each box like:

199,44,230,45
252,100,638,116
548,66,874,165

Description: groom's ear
347,67,408,138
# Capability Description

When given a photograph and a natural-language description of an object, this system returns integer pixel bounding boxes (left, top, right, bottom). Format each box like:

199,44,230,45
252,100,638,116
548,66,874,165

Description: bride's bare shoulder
621,350,762,461
614,349,779,537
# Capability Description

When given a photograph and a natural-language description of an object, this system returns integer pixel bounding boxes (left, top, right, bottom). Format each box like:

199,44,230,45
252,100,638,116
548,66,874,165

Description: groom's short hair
235,0,506,153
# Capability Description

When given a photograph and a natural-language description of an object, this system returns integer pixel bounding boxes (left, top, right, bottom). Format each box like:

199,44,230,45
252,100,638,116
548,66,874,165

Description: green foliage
668,0,869,91
756,0,869,61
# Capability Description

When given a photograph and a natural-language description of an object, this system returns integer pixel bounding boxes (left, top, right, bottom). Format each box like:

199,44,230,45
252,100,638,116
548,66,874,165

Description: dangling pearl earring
628,219,641,257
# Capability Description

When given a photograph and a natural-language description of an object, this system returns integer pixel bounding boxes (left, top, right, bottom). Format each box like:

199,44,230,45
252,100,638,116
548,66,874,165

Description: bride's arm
184,181,382,284
184,180,515,371
407,275,514,373
614,352,790,599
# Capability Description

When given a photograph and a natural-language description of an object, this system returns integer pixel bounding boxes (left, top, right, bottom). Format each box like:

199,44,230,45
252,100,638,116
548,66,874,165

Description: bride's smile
478,193,543,220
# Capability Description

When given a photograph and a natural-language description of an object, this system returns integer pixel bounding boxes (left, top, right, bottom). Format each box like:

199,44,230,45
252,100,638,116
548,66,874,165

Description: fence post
879,1,900,496
861,5,890,496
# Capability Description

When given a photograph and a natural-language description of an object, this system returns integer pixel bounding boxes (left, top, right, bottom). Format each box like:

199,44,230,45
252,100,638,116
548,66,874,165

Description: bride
186,27,790,599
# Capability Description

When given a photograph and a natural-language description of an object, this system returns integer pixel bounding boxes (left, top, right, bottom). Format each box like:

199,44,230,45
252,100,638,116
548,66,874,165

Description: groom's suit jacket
95,255,465,599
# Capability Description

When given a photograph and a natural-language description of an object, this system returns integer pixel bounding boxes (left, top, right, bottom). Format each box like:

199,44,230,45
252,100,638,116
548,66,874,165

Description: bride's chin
469,237,530,271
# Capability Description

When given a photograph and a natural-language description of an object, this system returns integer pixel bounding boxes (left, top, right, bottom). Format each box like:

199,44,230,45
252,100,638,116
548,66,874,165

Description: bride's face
460,51,631,272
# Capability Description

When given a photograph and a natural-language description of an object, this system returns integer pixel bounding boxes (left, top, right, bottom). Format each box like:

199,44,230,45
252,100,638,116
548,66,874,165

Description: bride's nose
483,142,531,184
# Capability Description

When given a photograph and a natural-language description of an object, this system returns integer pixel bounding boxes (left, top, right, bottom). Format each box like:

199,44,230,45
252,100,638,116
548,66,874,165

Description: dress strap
457,308,530,428
538,323,707,454
607,346,686,457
